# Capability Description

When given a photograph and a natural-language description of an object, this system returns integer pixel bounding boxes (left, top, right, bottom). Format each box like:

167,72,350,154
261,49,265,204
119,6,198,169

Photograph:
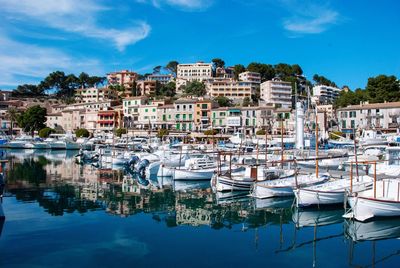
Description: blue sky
0,0,399,90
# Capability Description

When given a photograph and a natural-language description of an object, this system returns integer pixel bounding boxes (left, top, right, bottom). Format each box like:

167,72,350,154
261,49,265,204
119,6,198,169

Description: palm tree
6,107,19,137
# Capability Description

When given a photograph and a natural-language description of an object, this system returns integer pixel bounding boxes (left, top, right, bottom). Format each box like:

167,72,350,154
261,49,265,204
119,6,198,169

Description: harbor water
1,150,400,267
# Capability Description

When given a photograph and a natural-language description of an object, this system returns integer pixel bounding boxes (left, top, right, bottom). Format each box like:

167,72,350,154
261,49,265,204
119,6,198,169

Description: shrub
256,129,266,135
75,128,90,138
115,128,127,137
157,128,169,138
38,127,55,138
204,129,218,135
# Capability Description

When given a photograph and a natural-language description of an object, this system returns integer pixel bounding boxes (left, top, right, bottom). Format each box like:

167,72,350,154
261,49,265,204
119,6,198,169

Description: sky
0,0,399,90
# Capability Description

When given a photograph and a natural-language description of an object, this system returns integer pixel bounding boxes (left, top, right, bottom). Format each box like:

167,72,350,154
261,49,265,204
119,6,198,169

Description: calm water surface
0,150,400,267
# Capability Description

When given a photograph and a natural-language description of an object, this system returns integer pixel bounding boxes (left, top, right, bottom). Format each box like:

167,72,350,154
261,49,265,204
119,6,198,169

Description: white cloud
0,0,150,51
0,35,102,86
280,1,340,34
138,0,213,11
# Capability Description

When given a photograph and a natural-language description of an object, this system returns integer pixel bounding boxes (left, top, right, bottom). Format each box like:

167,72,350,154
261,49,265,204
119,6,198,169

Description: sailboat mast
315,111,319,177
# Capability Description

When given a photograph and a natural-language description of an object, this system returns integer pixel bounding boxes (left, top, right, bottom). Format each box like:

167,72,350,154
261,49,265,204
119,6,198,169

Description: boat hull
214,175,253,192
295,189,345,207
347,196,400,222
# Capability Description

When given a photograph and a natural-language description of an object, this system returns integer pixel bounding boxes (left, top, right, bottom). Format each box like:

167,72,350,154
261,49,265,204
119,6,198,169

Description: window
342,120,346,128
145,109,148,113
201,104,208,109
351,120,355,129
183,114,186,120
189,114,192,120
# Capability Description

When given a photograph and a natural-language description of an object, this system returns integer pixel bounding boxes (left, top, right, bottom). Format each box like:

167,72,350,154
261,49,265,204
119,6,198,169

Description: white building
146,74,174,84
177,62,213,82
239,71,261,84
260,78,292,108
337,101,400,133
75,87,117,103
313,85,341,104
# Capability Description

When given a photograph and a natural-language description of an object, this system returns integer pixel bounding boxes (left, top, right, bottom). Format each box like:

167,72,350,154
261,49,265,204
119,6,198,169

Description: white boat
359,129,388,147
8,136,35,149
49,140,66,150
172,156,243,181
294,175,374,208
251,173,330,199
212,166,294,192
344,178,400,221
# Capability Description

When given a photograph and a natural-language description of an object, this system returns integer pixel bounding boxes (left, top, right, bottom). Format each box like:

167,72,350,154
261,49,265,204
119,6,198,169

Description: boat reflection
292,208,344,228
0,204,4,237
345,218,400,242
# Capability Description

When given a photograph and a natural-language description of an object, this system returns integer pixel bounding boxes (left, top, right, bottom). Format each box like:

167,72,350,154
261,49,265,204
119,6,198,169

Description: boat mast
315,109,319,177
353,128,359,178
281,119,284,166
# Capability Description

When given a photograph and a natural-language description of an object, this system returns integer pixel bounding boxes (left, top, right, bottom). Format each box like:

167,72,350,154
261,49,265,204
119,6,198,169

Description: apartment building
107,70,137,89
174,99,196,131
205,78,254,101
122,96,149,128
337,101,400,133
97,108,123,132
260,78,292,108
215,67,234,79
157,104,175,130
75,87,118,103
241,107,258,135
312,85,341,104
239,71,261,83
194,99,217,131
146,74,174,84
256,105,275,129
137,100,165,128
211,107,228,129
177,62,213,82
136,80,157,96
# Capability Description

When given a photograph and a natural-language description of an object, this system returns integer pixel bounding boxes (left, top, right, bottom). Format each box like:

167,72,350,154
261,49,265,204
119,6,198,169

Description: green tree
366,75,400,103
247,63,275,82
6,107,20,136
40,71,79,99
75,128,90,138
153,66,162,74
313,74,337,87
212,58,225,69
156,82,176,97
242,96,251,106
214,96,232,107
17,105,47,135
165,61,179,76
184,81,206,97
12,84,45,97
233,64,246,80
39,127,55,138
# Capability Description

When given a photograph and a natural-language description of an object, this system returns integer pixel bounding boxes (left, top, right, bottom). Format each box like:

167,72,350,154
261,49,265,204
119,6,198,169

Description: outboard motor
128,155,140,167
136,159,150,177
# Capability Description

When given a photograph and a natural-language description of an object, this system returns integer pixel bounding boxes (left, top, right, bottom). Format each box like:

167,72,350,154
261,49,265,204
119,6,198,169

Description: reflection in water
2,150,400,267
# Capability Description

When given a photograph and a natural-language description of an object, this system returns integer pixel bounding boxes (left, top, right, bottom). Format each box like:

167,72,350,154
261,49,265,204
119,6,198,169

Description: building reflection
3,151,292,229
